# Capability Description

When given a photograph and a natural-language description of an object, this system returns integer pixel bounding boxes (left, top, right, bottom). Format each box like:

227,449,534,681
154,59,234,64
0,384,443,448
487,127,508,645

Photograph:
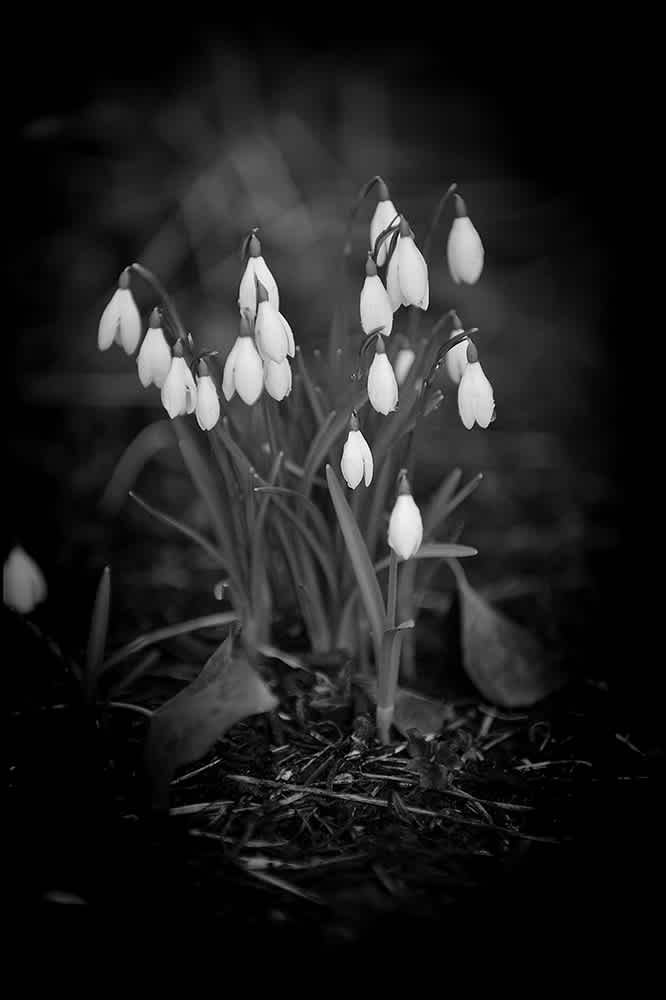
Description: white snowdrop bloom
445,328,469,385
254,281,295,364
367,336,398,415
160,346,197,418
3,545,47,614
395,218,429,309
137,309,172,388
340,413,373,489
388,475,423,561
394,348,416,385
264,358,292,401
447,195,484,285
222,332,264,405
238,234,280,319
195,365,220,431
360,256,393,337
457,343,494,429
369,184,399,266
386,236,403,312
97,271,142,355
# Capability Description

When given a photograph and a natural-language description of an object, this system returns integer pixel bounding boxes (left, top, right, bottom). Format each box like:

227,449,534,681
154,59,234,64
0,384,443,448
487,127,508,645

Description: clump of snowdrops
96,176,494,744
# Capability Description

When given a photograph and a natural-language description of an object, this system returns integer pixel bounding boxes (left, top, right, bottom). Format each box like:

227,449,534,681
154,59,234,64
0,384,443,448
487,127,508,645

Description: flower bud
396,218,429,310
137,309,172,388
264,357,292,401
360,256,393,337
160,349,198,418
367,337,398,415
254,291,295,364
370,189,399,267
394,348,416,385
388,473,423,560
340,413,373,489
3,545,47,614
447,195,484,285
222,332,264,405
457,354,495,429
195,371,221,430
98,271,142,355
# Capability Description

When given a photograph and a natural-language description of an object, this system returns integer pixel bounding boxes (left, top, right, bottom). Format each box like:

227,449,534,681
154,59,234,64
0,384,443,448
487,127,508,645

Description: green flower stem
377,548,400,744
406,183,458,344
130,262,189,345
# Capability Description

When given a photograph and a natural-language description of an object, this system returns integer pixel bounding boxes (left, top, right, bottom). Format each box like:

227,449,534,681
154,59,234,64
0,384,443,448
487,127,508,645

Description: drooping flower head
340,410,373,489
254,279,295,364
3,545,47,614
369,178,399,268
222,313,264,406
386,216,429,312
360,255,393,337
137,307,172,389
388,470,423,561
238,231,280,320
447,194,484,285
98,268,142,355
161,339,198,418
264,357,292,401
367,334,398,415
195,357,221,431
457,340,495,429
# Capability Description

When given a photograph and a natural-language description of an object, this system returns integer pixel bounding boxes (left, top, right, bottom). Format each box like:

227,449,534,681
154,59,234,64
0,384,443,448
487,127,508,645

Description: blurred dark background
9,17,635,714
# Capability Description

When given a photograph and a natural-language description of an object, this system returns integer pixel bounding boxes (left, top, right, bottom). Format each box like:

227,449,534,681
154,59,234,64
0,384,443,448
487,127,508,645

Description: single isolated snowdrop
264,357,292,401
369,179,399,267
254,280,295,364
98,268,142,355
137,307,172,388
161,340,198,418
238,232,280,320
195,359,220,431
360,255,393,337
340,410,373,489
386,217,429,312
367,335,398,415
223,315,264,405
394,347,416,385
388,471,423,561
447,194,484,285
3,545,47,614
457,341,495,429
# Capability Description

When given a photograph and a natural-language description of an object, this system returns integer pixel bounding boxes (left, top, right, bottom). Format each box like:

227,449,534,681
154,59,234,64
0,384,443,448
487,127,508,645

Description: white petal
473,362,495,428
161,358,185,418
445,337,468,385
235,337,264,405
137,327,172,388
358,431,374,486
360,274,393,336
340,431,364,489
255,301,289,363
397,237,429,310
97,290,122,351
222,340,240,401
195,375,220,430
388,495,423,560
3,546,47,614
447,217,484,285
238,258,257,317
386,240,403,312
370,198,398,266
253,256,280,311
280,312,295,357
264,358,292,401
183,365,198,414
457,364,478,429
117,289,142,354
394,349,416,385
367,354,398,415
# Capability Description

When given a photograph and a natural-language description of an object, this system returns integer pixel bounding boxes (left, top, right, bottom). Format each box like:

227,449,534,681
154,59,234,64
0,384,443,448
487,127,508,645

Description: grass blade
100,612,239,674
85,566,111,701
129,491,226,567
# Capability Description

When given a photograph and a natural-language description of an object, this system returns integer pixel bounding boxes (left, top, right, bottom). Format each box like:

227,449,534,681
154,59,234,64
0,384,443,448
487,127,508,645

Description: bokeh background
9,19,628,704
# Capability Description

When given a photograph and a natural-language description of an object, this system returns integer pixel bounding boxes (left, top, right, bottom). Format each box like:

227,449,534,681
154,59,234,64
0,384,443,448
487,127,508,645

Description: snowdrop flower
340,411,373,489
447,194,484,285
195,359,220,431
394,348,416,385
264,358,292,401
388,472,423,561
360,256,393,337
445,321,469,385
254,280,295,364
222,317,264,405
367,335,398,415
238,232,280,320
457,341,495,429
97,269,142,355
137,308,172,388
369,179,399,267
3,545,47,614
386,217,429,311
161,340,197,418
